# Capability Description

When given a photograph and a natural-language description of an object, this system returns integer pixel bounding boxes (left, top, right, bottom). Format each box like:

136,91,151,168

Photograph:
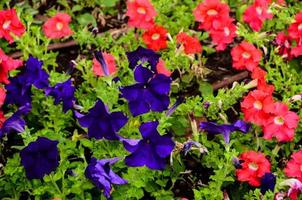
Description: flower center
248,162,258,171
253,100,263,110
242,52,251,59
224,27,230,36
274,116,285,125
207,9,218,16
137,7,146,14
151,33,160,40
256,7,263,15
284,40,290,48
2,20,11,30
56,22,63,31
298,23,302,31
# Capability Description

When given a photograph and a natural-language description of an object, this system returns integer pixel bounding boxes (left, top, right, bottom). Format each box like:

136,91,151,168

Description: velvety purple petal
148,74,171,95
108,169,128,185
122,138,141,153
128,100,150,116
154,136,175,158
146,148,167,170
120,84,145,101
144,90,170,112
134,65,154,83
125,143,150,167
78,115,93,128
139,121,159,139
110,112,128,132
233,120,251,133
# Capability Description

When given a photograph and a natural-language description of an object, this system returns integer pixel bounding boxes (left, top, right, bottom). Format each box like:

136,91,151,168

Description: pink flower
243,0,273,32
193,0,230,31
275,32,292,60
156,59,171,76
280,178,302,200
284,151,302,182
288,12,302,40
0,48,23,84
43,13,73,39
142,25,167,51
0,9,25,43
126,0,157,29
93,53,117,77
176,32,202,54
263,102,299,142
0,87,6,108
231,41,262,71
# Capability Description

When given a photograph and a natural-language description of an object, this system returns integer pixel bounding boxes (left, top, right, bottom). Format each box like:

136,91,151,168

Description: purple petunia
76,99,128,140
122,121,175,170
0,103,31,138
260,172,276,194
5,76,32,106
126,46,160,72
20,137,60,179
85,157,127,199
45,79,75,113
199,120,251,143
120,66,171,116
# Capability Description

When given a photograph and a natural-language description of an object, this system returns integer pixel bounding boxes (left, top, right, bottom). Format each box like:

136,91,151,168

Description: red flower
43,13,73,39
176,32,202,54
284,151,302,182
236,151,271,187
251,67,274,94
209,17,237,51
0,48,23,84
0,9,25,43
241,90,274,126
275,32,292,60
193,0,230,31
93,53,117,77
288,12,302,40
142,25,167,51
156,59,171,76
0,110,6,128
126,0,156,29
0,87,6,108
231,41,262,71
262,102,299,142
243,0,273,32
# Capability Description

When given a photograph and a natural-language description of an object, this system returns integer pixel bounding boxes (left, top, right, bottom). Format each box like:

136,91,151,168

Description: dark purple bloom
123,121,175,170
166,97,184,116
20,137,59,179
260,173,276,194
120,66,171,116
45,79,75,113
85,157,127,199
126,46,160,71
182,140,201,155
0,103,31,138
76,99,128,140
5,76,32,106
199,120,251,143
94,51,109,76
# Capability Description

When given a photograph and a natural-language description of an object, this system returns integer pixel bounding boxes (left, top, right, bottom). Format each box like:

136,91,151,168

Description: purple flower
94,51,109,76
126,46,160,72
76,99,128,140
182,140,201,155
0,103,31,138
166,97,184,116
45,79,75,113
120,66,171,116
123,121,175,170
260,173,276,194
199,120,251,143
85,157,127,199
5,76,32,106
20,137,59,179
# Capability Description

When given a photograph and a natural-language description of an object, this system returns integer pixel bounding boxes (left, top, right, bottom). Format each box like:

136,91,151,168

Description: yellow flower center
207,9,218,16
248,162,259,171
151,33,160,40
224,27,230,36
253,100,263,110
242,52,251,59
298,23,302,30
256,7,263,15
56,22,63,31
137,7,146,14
2,20,11,29
274,116,285,125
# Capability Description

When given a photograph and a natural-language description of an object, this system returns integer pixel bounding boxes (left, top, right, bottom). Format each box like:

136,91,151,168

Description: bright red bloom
0,9,25,43
243,0,273,32
0,87,6,108
209,17,237,51
0,110,6,128
288,12,302,40
126,0,157,29
176,32,202,54
285,151,302,182
236,151,271,187
263,102,299,142
193,0,230,31
142,25,167,51
93,53,117,77
275,32,292,60
231,41,262,71
241,90,274,125
251,67,274,94
0,48,23,84
156,59,171,76
43,13,73,39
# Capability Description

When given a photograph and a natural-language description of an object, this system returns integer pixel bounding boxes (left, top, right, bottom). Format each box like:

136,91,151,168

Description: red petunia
241,90,274,126
251,67,274,94
288,12,302,41
126,0,157,29
231,41,262,71
193,0,230,31
176,32,202,54
93,53,117,77
284,150,302,182
0,48,23,84
262,102,299,142
275,32,292,60
142,25,167,51
0,110,6,128
0,9,25,43
0,87,6,108
236,151,271,187
209,17,237,51
156,59,171,76
43,13,73,39
243,0,273,32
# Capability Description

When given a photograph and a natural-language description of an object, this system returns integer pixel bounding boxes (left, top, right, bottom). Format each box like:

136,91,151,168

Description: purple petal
233,120,251,133
120,84,145,101
110,112,128,132
139,121,159,139
128,100,150,116
144,90,170,112
148,74,171,95
133,65,154,83
155,136,175,158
